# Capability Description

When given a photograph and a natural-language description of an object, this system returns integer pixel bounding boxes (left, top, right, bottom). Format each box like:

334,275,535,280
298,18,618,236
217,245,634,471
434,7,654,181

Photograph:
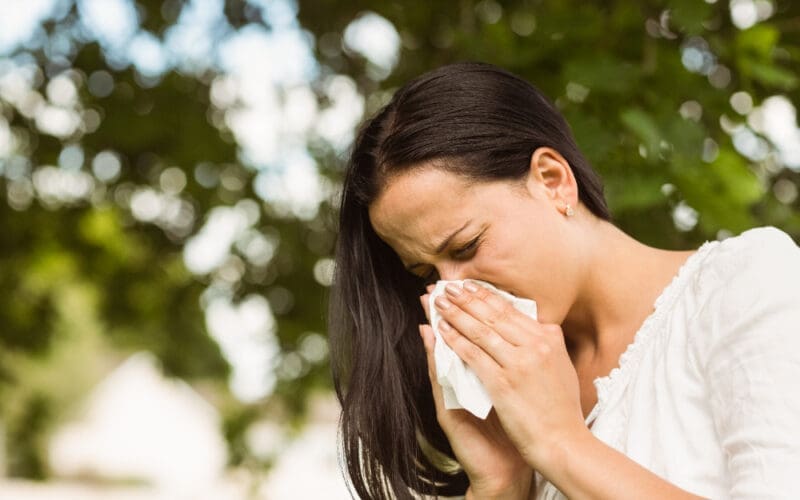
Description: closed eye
454,235,481,259
413,232,484,284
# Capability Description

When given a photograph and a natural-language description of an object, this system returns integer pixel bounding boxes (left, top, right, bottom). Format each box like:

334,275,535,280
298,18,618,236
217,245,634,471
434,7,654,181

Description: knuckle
536,341,552,357
460,292,477,307
487,334,503,351
460,342,479,363
490,302,513,324
485,304,513,326
474,325,492,343
493,374,512,395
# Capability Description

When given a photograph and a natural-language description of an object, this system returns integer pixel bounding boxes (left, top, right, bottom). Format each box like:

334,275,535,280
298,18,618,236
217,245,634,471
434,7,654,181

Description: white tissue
429,279,538,419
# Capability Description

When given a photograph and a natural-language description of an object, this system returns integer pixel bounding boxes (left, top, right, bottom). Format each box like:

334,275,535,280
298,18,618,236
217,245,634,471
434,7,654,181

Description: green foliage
1,0,799,481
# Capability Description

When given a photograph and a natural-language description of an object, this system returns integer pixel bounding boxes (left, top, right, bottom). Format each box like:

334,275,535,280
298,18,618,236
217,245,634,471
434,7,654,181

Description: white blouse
534,225,800,499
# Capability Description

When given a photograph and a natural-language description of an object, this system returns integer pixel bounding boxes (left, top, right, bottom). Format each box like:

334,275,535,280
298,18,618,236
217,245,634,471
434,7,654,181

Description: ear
524,147,579,210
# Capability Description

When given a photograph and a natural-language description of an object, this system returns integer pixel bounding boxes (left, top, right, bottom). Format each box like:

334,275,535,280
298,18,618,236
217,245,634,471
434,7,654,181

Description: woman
327,61,800,499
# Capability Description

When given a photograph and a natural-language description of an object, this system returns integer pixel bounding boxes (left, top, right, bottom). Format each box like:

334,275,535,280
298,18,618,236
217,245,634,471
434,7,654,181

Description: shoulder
692,229,800,498
694,225,800,300
726,224,797,257
689,226,800,363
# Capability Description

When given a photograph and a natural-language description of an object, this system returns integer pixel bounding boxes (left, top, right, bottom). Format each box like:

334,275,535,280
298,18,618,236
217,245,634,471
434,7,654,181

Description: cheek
470,241,519,285
482,235,564,302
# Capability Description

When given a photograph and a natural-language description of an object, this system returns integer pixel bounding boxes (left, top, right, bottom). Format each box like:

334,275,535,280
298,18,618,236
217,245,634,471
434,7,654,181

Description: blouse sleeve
695,227,800,498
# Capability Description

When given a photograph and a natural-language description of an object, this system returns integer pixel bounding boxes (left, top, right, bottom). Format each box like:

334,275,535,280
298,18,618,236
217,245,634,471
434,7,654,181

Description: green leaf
665,115,705,159
669,151,764,233
749,61,798,89
620,108,662,156
668,0,712,34
563,56,640,94
605,172,670,212
736,24,780,59
707,149,765,205
564,111,616,162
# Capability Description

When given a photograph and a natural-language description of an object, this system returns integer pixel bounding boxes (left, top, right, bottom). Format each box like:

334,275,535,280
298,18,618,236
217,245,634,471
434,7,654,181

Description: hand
431,281,588,470
420,285,533,499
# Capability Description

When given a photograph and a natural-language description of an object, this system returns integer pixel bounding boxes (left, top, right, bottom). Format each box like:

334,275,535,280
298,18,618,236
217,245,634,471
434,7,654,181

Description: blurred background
0,0,798,498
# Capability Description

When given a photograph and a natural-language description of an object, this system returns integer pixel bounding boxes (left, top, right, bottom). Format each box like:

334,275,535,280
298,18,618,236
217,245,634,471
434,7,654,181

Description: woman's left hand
433,280,589,470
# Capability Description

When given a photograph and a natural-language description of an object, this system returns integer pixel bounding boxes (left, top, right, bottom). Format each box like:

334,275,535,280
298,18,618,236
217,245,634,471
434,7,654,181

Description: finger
450,282,529,345
426,284,435,294
433,295,513,366
437,318,503,380
420,293,432,323
419,324,447,415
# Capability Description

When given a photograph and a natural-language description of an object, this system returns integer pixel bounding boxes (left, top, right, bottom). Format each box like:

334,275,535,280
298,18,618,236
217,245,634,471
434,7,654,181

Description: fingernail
439,320,451,331
434,297,451,310
464,280,480,293
445,284,462,297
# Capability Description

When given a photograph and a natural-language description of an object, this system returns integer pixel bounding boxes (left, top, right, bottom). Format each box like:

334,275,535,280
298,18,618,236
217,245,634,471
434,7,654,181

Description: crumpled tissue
428,279,538,419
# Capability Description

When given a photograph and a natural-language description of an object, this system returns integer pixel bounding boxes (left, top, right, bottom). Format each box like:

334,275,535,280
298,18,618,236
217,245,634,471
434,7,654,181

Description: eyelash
421,235,482,283
455,236,481,258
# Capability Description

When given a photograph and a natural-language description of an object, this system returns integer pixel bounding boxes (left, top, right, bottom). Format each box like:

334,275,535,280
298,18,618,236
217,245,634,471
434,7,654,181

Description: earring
565,204,574,217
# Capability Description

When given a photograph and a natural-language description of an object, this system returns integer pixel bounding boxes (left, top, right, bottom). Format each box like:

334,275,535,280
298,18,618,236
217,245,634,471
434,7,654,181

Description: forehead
367,167,484,258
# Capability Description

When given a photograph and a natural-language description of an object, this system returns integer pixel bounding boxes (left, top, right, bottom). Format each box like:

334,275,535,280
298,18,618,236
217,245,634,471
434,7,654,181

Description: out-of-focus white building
259,394,351,499
0,351,352,499
48,351,240,499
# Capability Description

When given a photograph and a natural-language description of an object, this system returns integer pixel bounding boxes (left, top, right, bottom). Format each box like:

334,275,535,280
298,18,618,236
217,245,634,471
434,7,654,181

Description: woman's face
367,150,583,325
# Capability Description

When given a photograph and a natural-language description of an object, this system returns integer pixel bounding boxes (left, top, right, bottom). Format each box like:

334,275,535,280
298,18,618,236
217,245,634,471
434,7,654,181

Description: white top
534,226,800,499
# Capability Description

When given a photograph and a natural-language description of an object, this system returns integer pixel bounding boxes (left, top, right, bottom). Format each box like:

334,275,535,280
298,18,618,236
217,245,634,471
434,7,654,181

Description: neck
560,222,694,366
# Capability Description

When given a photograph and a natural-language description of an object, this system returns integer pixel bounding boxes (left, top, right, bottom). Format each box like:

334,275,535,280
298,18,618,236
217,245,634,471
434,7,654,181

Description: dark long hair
328,61,612,499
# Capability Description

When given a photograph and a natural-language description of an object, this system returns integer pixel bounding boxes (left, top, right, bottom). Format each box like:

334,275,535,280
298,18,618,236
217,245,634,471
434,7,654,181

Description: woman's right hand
420,285,534,500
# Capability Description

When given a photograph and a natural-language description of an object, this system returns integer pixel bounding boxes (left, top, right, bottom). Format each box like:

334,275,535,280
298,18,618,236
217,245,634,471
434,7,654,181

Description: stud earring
565,204,574,217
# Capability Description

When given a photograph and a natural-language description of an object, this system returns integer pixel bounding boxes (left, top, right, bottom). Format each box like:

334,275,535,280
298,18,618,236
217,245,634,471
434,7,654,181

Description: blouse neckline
583,238,720,428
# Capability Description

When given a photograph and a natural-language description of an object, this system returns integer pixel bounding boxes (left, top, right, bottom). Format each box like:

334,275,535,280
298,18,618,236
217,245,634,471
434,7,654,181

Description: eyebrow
405,220,471,273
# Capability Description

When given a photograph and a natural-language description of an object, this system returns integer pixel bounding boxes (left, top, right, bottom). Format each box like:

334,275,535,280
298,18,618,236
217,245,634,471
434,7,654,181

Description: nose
436,262,467,282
